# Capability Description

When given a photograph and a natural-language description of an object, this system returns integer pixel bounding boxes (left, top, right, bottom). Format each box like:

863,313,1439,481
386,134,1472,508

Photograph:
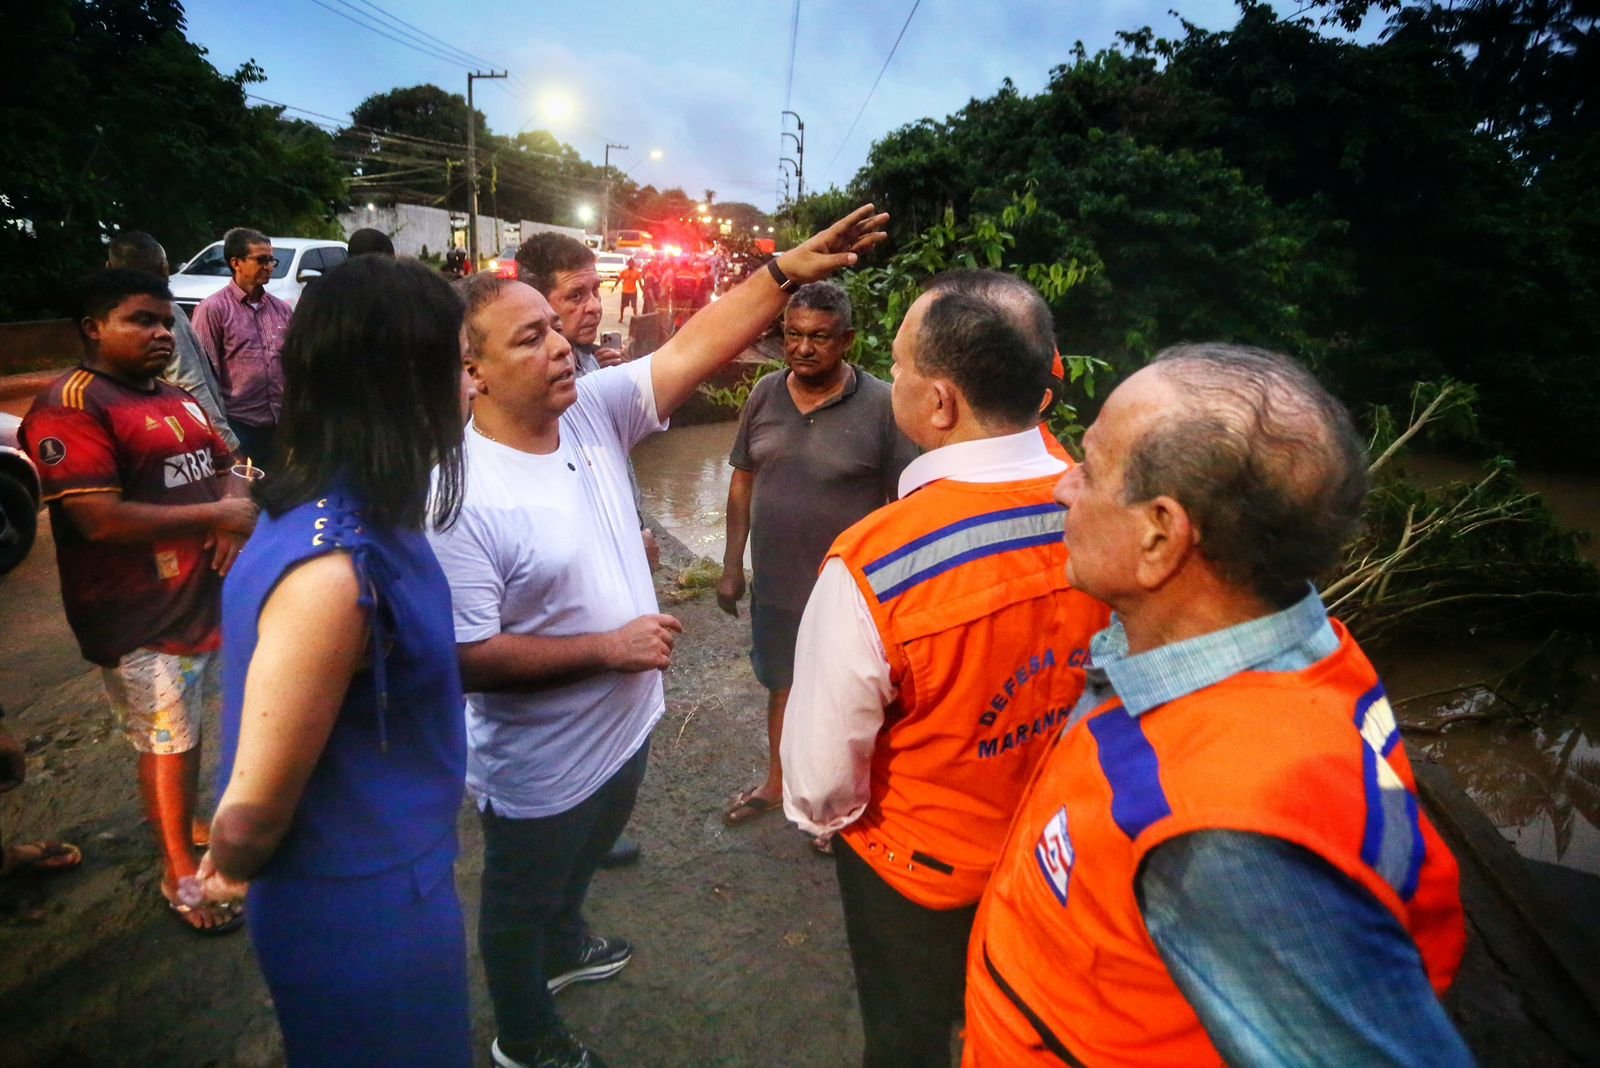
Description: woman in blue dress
192,255,471,1066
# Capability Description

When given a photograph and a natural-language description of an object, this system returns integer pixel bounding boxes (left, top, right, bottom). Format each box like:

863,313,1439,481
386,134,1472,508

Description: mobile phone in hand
601,331,622,349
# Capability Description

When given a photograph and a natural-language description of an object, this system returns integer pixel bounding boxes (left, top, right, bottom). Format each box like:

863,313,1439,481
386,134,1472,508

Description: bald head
913,269,1056,428
1122,344,1369,607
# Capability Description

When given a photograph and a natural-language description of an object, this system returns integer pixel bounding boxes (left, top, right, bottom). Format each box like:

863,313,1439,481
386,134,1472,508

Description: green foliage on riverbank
795,0,1600,468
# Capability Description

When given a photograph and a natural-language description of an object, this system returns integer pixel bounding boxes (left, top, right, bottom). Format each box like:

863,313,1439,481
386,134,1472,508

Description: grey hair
1124,343,1370,607
785,281,852,330
223,227,270,262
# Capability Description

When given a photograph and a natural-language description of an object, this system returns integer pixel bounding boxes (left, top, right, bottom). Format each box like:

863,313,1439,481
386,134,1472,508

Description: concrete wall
337,204,583,265
519,219,585,243
339,204,455,259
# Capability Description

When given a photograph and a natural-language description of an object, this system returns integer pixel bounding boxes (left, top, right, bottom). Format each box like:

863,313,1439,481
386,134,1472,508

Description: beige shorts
100,649,219,755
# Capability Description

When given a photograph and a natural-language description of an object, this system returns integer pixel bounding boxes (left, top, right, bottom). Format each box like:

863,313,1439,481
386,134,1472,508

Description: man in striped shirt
22,270,257,933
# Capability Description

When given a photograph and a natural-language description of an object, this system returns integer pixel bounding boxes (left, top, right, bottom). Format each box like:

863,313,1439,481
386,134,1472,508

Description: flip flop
163,891,245,937
722,787,781,827
3,840,82,876
811,833,834,856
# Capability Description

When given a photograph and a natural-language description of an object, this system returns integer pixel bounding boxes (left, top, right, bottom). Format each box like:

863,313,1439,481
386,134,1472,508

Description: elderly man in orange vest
963,344,1471,1067
781,269,1110,1067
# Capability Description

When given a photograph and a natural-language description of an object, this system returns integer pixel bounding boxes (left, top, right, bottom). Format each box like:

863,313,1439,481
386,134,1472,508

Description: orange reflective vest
964,620,1466,1067
830,473,1110,909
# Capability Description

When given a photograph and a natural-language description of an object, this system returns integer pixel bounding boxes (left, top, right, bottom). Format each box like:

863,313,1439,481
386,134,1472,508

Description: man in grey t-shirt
716,282,917,838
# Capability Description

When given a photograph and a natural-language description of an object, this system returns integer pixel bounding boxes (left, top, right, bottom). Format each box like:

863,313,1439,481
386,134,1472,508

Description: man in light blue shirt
965,343,1474,1066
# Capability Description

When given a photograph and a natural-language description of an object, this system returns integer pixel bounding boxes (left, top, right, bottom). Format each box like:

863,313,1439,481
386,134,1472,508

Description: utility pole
782,110,805,201
466,69,506,269
779,157,798,209
601,142,627,249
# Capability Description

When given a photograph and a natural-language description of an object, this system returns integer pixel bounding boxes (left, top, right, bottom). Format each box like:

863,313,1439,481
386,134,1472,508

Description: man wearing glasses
191,228,292,464
715,281,917,841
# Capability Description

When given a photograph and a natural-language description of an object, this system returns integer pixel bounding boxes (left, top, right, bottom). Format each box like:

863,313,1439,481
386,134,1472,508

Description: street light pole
466,69,506,268
782,110,805,201
602,141,627,249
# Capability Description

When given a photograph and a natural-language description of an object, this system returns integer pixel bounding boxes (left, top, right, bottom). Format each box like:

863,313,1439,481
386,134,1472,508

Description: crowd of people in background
7,202,1477,1068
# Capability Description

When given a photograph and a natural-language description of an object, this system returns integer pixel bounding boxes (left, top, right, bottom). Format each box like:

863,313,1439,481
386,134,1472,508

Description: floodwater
634,421,742,563
634,425,1600,875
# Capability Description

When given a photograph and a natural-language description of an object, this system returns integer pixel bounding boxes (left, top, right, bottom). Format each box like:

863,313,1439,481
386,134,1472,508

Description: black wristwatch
766,257,799,293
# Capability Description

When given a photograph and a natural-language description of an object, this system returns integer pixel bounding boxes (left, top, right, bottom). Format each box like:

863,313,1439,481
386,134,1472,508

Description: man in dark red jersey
21,269,258,934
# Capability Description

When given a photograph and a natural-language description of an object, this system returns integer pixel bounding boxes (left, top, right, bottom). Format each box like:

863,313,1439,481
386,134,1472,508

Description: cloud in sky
183,0,1376,212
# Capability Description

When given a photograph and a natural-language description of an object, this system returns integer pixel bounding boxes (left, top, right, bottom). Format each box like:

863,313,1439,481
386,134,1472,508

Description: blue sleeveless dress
219,488,470,1067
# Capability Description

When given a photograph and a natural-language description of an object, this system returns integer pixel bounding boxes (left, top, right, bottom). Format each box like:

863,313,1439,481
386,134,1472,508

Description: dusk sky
184,0,1381,214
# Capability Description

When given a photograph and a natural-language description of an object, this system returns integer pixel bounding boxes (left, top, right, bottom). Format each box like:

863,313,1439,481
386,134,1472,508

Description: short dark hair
223,227,269,262
77,268,172,325
107,231,167,274
259,255,465,531
347,228,395,257
1124,344,1370,608
915,269,1055,427
454,272,521,360
514,232,594,296
786,281,852,330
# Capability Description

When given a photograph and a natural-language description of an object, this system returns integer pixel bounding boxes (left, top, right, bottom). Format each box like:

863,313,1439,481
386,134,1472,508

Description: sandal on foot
163,890,245,937
812,833,834,856
2,841,82,876
722,787,781,827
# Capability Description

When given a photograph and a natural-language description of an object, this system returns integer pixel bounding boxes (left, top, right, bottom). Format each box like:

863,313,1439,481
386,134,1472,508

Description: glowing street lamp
538,89,576,124
577,203,595,224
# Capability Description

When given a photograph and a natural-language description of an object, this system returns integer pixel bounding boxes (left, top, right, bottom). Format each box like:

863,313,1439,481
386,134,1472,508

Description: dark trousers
835,837,977,1068
478,740,649,1044
232,421,277,468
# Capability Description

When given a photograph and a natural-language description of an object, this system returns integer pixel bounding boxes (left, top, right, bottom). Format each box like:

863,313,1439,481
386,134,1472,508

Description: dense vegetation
0,1,767,320
791,0,1599,468
0,1,347,321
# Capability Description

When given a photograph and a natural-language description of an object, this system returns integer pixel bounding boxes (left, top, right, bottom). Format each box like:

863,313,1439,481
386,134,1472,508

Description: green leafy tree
0,0,348,320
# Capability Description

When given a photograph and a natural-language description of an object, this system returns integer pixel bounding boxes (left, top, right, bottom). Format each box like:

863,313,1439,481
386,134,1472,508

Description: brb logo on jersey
1033,806,1074,906
163,448,216,488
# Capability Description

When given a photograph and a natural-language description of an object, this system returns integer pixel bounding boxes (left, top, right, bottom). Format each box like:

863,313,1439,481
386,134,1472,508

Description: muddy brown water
635,427,1600,878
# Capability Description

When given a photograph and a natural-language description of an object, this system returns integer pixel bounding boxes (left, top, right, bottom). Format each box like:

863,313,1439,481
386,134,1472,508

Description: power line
330,0,483,67
345,0,501,69
821,0,921,182
306,0,469,68
784,0,801,113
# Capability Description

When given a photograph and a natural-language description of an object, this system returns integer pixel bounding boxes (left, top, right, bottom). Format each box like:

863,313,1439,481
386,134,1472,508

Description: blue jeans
478,740,650,1044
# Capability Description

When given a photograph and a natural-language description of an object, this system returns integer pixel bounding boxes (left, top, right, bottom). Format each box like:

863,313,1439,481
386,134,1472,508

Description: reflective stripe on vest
862,502,1064,601
829,476,1108,909
962,621,1466,1067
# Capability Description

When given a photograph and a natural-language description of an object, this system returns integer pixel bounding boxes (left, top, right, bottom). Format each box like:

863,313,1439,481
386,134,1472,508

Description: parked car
167,237,349,318
492,246,521,280
0,412,41,576
595,252,630,281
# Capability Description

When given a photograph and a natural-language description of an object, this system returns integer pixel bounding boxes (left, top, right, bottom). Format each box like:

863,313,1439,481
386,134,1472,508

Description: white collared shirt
780,427,1067,835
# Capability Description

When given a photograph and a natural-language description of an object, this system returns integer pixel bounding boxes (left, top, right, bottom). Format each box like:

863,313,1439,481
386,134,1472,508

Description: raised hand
777,204,891,285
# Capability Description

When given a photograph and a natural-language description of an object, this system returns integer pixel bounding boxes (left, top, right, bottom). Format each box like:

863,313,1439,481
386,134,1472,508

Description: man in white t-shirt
429,205,889,1068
